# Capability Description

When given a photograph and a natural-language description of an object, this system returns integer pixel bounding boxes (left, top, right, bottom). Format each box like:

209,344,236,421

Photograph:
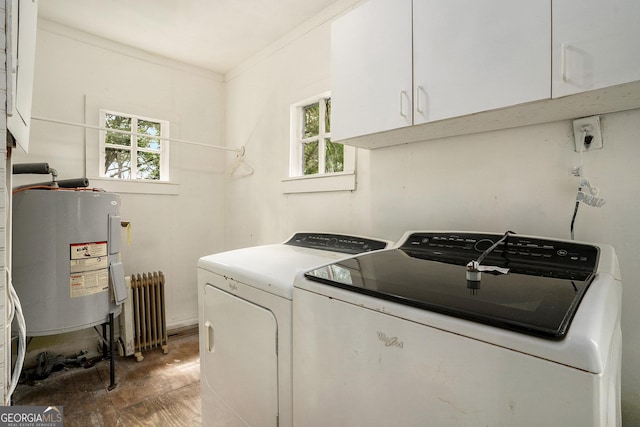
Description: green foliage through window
105,147,131,179
303,104,319,139
304,141,319,175
325,139,343,173
299,96,341,176
102,111,167,181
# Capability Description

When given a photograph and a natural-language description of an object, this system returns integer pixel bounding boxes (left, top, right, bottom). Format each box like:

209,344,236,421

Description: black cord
477,230,514,265
570,188,581,240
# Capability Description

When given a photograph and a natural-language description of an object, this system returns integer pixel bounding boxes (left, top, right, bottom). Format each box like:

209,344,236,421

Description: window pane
105,114,131,146
325,139,344,173
138,136,161,151
104,148,131,179
106,131,131,147
137,151,161,180
138,120,161,151
303,103,319,138
325,98,331,133
303,141,319,175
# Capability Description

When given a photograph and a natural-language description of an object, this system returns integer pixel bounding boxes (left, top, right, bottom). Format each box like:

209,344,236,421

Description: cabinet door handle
204,321,214,352
400,90,408,118
561,43,569,82
416,85,425,115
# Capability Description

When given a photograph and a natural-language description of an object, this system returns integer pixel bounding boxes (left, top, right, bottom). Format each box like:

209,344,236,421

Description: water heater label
70,269,109,298
69,241,110,298
70,256,108,273
70,241,108,260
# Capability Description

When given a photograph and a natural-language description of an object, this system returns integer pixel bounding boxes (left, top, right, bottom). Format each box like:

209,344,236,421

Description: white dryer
197,233,392,427
293,231,622,427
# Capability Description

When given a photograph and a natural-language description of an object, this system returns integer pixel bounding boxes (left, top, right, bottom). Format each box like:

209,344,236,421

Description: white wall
224,11,375,250
224,11,640,425
13,21,227,333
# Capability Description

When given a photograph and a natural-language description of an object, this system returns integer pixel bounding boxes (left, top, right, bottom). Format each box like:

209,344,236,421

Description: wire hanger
226,146,254,178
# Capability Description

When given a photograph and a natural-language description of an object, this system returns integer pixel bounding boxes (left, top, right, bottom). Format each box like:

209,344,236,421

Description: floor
12,328,201,426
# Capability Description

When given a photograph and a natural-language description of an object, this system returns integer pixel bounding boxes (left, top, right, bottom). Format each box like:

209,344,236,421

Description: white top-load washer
293,231,622,427
197,232,392,427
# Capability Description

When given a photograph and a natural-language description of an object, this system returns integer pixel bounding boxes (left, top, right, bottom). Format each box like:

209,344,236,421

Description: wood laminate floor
12,328,201,426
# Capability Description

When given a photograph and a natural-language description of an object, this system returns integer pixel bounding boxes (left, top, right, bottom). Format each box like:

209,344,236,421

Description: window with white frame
290,94,344,176
100,110,170,181
284,92,356,193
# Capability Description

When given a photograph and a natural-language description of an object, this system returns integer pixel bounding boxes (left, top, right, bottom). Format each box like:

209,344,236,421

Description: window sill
87,177,179,195
281,171,356,194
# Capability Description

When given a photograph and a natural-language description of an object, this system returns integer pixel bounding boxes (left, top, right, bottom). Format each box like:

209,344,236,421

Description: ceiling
37,0,344,74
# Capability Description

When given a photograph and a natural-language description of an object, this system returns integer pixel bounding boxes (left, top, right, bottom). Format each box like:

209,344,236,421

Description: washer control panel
401,232,599,272
285,233,389,254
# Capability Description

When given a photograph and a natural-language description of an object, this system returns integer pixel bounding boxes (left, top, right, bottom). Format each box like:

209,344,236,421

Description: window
100,110,170,181
300,97,343,175
284,92,356,193
290,94,345,176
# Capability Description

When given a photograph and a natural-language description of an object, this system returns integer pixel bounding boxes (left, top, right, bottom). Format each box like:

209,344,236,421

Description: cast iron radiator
130,271,169,361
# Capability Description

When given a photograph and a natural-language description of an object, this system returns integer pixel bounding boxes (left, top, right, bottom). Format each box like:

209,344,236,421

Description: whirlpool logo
377,331,404,349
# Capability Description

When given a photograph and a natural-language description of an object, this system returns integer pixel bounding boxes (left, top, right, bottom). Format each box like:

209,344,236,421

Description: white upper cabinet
331,0,640,146
331,0,550,141
553,0,640,98
413,0,550,124
331,0,413,142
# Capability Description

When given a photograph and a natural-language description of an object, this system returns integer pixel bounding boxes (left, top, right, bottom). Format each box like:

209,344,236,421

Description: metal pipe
12,163,50,174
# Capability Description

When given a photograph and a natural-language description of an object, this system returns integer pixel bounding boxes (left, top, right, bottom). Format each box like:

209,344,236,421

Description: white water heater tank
12,189,125,336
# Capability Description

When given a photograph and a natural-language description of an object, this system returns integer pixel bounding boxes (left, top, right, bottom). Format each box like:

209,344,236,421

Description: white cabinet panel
553,0,640,98
413,0,550,124
7,0,38,153
331,0,413,141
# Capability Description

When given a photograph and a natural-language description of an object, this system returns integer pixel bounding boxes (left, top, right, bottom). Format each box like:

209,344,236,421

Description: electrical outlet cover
573,116,603,152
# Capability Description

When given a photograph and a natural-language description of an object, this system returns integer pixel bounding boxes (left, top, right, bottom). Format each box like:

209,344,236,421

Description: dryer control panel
285,233,389,255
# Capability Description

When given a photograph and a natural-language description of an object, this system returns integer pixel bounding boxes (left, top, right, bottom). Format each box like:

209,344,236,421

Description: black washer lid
305,232,599,339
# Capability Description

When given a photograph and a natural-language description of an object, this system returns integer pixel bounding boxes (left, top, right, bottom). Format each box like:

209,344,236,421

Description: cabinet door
331,0,413,141
7,0,39,153
553,0,640,98
413,0,550,124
